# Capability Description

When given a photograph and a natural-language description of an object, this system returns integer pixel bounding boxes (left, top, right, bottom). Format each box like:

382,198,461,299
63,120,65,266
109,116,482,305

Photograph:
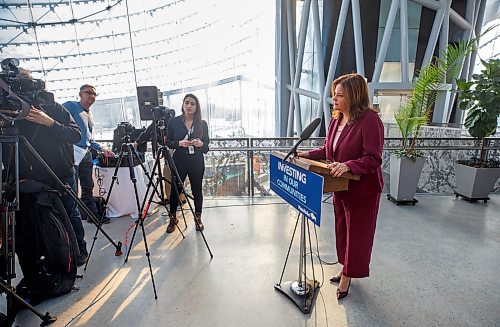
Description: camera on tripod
137,86,175,123
152,106,175,124
0,58,54,123
116,121,135,143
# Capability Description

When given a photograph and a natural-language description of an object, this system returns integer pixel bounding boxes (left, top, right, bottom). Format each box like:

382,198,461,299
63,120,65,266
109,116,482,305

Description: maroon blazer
308,110,384,200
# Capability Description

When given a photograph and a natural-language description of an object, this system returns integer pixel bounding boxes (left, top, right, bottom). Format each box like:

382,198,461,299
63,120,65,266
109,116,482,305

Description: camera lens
1,58,19,70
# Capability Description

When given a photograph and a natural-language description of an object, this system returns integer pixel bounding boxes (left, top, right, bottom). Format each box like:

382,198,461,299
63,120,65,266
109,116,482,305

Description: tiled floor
3,194,500,326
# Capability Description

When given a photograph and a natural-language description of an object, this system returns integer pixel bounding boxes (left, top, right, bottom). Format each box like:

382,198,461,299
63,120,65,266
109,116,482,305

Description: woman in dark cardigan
166,94,209,233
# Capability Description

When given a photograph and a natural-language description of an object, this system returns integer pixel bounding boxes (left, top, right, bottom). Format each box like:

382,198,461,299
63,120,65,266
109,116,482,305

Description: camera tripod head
0,120,18,133
121,133,132,144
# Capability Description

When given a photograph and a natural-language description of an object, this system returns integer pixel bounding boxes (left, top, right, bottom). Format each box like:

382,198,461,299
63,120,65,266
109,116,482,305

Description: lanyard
183,119,194,139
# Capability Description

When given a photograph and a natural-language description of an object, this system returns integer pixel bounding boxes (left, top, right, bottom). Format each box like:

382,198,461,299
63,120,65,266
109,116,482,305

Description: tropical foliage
394,37,479,159
457,58,500,165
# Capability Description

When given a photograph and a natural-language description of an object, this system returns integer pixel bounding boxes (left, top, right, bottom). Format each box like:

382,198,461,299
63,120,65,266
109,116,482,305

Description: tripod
0,199,56,326
125,142,214,270
95,135,160,298
22,139,123,260
0,127,58,326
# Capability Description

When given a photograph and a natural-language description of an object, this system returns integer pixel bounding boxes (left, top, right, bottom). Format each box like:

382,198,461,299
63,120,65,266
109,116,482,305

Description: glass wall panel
377,0,421,81
373,92,412,124
298,95,319,134
294,0,323,133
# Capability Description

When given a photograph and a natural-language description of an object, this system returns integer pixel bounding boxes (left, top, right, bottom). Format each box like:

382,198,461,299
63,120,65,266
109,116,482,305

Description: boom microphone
283,118,321,162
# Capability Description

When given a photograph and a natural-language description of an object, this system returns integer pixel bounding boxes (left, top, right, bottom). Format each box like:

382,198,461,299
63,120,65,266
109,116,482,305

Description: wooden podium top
271,151,360,193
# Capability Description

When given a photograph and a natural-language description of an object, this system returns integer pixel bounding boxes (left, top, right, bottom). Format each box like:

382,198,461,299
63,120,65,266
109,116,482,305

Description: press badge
188,145,195,154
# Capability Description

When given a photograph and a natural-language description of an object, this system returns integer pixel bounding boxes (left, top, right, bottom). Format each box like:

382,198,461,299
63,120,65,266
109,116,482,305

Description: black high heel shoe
336,278,351,300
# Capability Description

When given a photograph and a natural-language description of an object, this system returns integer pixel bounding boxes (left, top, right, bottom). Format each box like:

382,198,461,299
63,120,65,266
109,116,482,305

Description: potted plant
454,58,500,202
388,39,478,205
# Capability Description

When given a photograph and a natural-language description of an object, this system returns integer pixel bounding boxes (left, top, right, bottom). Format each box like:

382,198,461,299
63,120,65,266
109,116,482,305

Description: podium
270,151,359,313
273,152,360,192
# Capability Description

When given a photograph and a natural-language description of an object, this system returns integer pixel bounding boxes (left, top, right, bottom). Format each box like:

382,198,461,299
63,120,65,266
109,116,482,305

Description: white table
93,164,152,218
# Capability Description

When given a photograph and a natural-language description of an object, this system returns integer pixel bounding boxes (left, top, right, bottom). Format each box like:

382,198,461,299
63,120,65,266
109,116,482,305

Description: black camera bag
14,180,78,306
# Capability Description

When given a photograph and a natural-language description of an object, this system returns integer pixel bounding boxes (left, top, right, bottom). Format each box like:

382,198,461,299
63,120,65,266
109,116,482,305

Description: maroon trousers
333,193,381,278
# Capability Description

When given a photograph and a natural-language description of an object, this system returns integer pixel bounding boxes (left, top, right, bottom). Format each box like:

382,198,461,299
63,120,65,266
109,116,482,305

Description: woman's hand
328,162,350,177
179,139,191,147
191,138,203,148
296,150,309,158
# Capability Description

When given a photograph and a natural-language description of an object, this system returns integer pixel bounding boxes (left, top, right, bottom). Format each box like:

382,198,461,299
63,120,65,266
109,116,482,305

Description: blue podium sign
270,154,323,226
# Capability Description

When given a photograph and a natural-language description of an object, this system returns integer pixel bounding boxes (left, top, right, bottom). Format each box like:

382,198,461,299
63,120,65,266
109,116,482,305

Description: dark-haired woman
166,94,209,233
297,73,384,300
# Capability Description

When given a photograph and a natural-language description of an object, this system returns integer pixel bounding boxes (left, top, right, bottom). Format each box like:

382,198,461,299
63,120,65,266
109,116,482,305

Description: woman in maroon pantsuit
297,73,384,300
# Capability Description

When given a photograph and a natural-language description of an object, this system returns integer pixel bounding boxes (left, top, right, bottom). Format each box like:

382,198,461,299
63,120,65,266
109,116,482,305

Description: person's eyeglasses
82,91,98,97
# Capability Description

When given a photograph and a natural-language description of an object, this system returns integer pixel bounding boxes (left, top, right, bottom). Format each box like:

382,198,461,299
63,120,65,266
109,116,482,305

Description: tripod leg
118,144,160,299
164,156,187,230
163,149,187,232
125,144,143,217
124,143,150,260
138,148,163,214
170,179,187,230
19,136,123,256
138,217,158,299
129,144,167,204
276,212,301,285
85,150,126,269
1,279,57,326
126,146,185,261
0,135,57,326
163,148,213,257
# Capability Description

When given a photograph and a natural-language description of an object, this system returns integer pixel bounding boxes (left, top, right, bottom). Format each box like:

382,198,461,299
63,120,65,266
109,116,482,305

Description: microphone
283,118,321,162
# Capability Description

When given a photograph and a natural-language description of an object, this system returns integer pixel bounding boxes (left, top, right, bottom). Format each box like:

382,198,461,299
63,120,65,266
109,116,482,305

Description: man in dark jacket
1,69,88,266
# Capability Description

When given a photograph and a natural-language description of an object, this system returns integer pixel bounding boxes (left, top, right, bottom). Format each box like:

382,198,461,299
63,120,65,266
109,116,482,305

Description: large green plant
457,58,500,164
394,38,478,159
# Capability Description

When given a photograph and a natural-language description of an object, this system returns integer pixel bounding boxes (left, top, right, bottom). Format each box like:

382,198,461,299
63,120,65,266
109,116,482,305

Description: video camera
152,106,175,123
0,58,54,122
137,86,175,123
116,121,135,139
112,122,147,153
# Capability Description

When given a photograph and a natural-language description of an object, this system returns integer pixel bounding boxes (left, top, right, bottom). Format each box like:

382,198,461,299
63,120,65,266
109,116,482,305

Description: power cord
94,166,108,198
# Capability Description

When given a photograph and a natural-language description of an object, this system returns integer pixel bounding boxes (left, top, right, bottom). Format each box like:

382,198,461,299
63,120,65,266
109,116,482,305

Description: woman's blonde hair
331,73,370,122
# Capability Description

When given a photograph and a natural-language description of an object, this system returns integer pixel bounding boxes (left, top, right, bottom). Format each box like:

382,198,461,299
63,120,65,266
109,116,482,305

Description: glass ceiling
0,0,273,101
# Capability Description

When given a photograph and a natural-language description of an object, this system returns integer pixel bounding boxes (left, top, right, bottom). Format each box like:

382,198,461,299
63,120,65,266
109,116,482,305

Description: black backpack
14,180,78,306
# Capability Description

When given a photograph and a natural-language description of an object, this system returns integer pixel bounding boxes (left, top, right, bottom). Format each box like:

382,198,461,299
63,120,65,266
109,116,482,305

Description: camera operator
0,67,89,266
166,94,209,233
63,84,114,225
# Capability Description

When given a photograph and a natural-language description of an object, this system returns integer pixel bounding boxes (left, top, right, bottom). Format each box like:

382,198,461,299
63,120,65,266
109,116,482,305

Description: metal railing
97,137,500,196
